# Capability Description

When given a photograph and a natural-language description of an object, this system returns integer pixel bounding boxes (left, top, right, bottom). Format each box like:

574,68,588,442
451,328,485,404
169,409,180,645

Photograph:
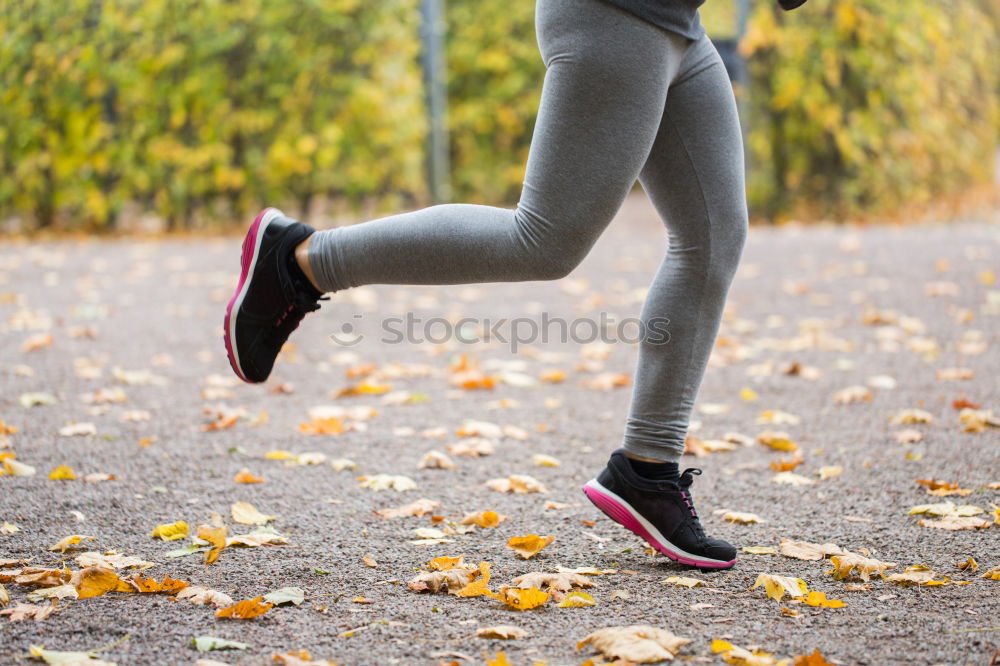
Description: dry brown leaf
374,498,441,519
14,568,70,588
408,568,477,594
417,450,456,470
357,474,417,491
447,438,496,457
828,553,896,581
0,601,56,622
833,386,873,404
918,516,991,530
916,479,972,496
890,408,934,425
779,539,847,561
476,625,529,640
661,576,706,588
506,535,554,559
510,571,592,591
231,501,276,526
486,475,547,494
215,596,273,619
176,585,234,607
579,625,691,663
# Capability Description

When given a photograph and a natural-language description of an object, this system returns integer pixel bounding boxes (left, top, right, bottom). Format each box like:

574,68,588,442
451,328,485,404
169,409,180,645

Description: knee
512,207,599,281
705,207,748,289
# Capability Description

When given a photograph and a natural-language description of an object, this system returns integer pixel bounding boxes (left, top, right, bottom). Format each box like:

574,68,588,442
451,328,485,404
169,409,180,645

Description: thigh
519,0,689,239
638,36,747,246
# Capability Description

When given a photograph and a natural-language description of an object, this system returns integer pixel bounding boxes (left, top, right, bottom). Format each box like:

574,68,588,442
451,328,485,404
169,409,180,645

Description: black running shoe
224,208,325,383
583,449,737,569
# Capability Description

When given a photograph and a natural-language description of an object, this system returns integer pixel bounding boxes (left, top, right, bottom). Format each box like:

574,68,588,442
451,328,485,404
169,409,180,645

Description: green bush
0,0,427,230
445,0,543,205
741,0,999,220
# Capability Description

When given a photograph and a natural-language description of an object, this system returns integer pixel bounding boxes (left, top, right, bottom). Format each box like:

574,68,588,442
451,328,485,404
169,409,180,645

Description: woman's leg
623,35,749,464
306,0,692,292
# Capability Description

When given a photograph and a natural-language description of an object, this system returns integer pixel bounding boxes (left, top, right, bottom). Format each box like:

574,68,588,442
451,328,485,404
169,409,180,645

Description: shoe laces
266,291,327,344
678,468,707,538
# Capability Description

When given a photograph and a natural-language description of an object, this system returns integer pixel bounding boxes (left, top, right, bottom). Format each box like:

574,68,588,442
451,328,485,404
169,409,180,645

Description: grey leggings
308,0,748,463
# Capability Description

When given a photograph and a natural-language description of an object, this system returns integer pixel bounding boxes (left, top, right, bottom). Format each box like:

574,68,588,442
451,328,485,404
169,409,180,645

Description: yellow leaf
486,651,513,666
150,520,189,541
197,524,227,564
797,590,846,608
47,465,76,480
476,625,529,639
980,567,1000,581
757,430,799,452
751,573,808,602
739,387,759,401
298,417,345,435
455,562,493,598
215,596,273,619
557,590,596,607
722,512,766,525
428,555,466,571
265,450,296,460
661,576,706,588
492,586,549,610
531,454,560,467
48,535,95,553
506,534,554,559
827,553,895,581
231,501,276,526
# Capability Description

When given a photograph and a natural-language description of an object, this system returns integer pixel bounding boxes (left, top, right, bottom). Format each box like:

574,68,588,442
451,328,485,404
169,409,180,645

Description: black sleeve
777,0,808,9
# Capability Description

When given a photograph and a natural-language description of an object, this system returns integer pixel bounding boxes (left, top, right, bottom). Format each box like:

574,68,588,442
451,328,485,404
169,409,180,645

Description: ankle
624,455,680,483
293,234,323,293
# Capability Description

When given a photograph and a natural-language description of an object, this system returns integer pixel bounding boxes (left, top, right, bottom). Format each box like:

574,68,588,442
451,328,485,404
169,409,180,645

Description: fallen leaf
150,521,190,541
0,601,56,622
486,475,547,494
362,554,378,568
916,479,972,497
192,636,250,652
557,590,596,607
491,586,549,610
447,438,495,457
769,456,804,472
263,587,305,606
828,553,896,581
215,596,273,619
357,474,417,492
455,562,494,598
28,645,112,665
712,639,783,666
511,571,592,591
74,567,133,599
757,430,799,452
48,535,95,553
329,458,357,471
428,555,467,571
579,625,691,663
743,546,778,555
271,650,338,665
817,466,842,480
918,516,990,530
752,573,808,602
956,557,978,572
298,417,345,435
797,590,846,608
27,584,78,602
722,512,765,525
779,539,847,561
176,586,234,607
793,649,835,666
375,498,440,519
661,576,706,588
908,502,982,518
890,408,934,424
231,501,276,526
531,454,560,467
772,471,814,486
227,526,287,547
417,450,456,470
58,422,97,437
581,372,629,391
886,565,949,586
47,465,76,481
476,625,529,639
460,510,508,528
408,568,477,594
197,524,227,564
981,567,1000,581
833,386,872,404
130,575,189,593
507,535,554,559
233,468,264,484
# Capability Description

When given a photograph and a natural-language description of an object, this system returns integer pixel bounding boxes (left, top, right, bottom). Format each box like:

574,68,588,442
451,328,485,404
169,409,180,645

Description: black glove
778,0,808,9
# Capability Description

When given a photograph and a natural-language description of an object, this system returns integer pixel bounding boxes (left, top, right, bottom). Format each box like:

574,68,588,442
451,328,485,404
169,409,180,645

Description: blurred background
0,0,997,233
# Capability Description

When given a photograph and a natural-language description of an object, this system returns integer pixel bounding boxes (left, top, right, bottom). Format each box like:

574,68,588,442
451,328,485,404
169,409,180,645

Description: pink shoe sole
583,480,736,569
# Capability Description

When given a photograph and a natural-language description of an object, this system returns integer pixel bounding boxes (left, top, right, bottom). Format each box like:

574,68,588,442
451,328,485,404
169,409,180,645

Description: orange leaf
75,567,133,599
216,596,273,619
131,575,189,594
506,535,554,559
198,524,227,564
460,510,508,528
770,456,805,472
298,417,345,435
234,468,265,484
793,649,836,666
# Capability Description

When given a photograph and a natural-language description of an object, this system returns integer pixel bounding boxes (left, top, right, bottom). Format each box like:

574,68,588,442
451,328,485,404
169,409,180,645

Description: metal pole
420,0,451,204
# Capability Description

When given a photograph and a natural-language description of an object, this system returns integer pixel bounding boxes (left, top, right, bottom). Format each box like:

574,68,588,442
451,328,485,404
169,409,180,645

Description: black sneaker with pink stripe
224,208,325,384
583,449,736,569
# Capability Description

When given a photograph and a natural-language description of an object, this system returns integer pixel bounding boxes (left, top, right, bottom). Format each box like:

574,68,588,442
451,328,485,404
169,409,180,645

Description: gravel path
1,197,998,665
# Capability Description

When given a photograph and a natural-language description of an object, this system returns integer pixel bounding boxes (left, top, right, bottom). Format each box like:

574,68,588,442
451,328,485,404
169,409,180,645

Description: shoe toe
704,537,737,563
